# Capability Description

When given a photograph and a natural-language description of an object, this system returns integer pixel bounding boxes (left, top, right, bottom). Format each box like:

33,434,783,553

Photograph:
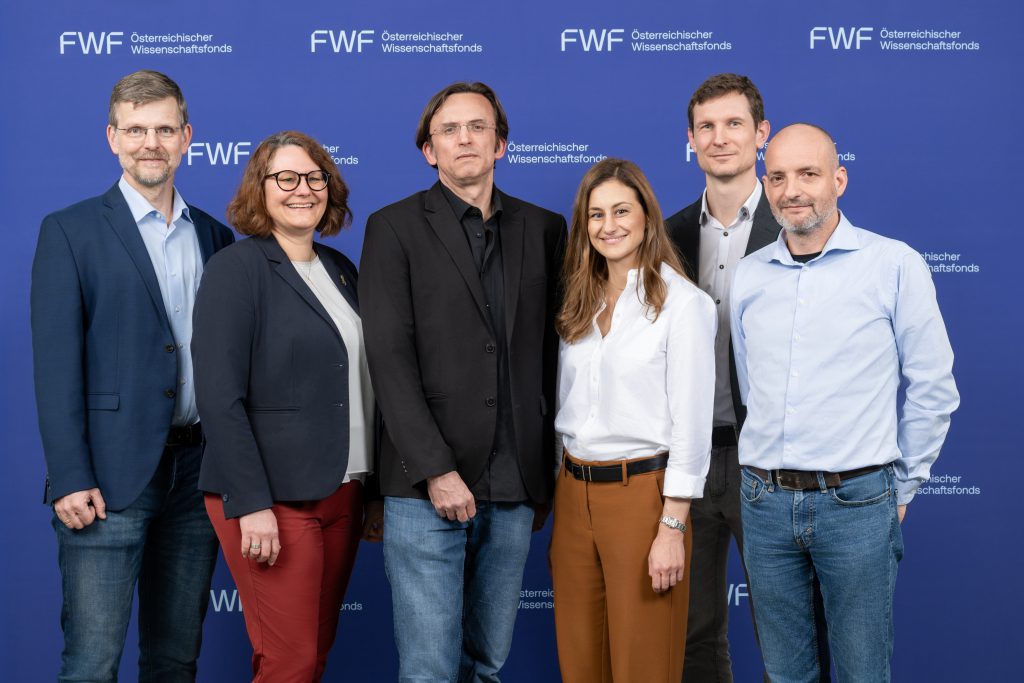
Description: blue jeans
383,497,534,683
740,465,904,683
53,442,219,683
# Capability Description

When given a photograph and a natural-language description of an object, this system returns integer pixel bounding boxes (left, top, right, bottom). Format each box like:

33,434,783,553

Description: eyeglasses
430,121,497,138
264,170,330,192
115,126,182,140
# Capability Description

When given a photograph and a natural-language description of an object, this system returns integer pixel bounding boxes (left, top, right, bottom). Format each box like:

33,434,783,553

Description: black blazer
666,184,779,428
31,183,233,510
360,182,566,503
192,236,361,518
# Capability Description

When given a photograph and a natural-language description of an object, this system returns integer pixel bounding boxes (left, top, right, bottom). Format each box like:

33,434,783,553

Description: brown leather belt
747,464,885,491
565,453,669,483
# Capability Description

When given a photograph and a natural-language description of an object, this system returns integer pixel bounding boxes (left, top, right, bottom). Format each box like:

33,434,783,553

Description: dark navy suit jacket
192,236,361,519
31,182,234,510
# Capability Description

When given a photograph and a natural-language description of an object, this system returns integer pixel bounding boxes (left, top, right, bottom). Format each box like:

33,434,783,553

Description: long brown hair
557,158,685,343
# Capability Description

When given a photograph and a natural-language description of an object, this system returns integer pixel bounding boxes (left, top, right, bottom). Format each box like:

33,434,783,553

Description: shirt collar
440,182,502,221
768,210,861,265
699,182,762,227
118,175,192,225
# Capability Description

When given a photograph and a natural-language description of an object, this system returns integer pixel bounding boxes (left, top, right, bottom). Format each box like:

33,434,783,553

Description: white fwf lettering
560,29,625,52
310,29,375,53
209,589,243,612
187,142,252,166
727,583,750,606
59,31,124,54
810,27,873,50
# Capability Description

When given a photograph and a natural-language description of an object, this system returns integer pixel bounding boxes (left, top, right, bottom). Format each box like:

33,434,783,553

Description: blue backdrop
2,0,1020,680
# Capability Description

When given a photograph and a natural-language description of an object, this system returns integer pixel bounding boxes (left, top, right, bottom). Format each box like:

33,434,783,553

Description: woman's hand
648,497,690,592
362,500,384,542
239,509,281,565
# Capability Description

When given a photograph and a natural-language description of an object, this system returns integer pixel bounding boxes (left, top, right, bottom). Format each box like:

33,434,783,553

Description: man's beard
772,198,836,236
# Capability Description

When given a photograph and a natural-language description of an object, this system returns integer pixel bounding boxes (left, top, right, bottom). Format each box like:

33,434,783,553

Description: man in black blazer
30,71,233,682
666,74,830,682
360,82,565,682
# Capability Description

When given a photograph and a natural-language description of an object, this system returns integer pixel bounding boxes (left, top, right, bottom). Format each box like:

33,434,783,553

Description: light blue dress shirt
119,176,204,426
730,213,959,504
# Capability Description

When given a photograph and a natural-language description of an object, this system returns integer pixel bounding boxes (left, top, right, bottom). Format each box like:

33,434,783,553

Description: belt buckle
584,465,593,482
774,470,799,490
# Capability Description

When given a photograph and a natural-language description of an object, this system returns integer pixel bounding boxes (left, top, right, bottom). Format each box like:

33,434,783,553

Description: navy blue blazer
31,183,234,510
192,236,361,519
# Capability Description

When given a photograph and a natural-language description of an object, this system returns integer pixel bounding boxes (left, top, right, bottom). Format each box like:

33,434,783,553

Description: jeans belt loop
621,460,629,486
816,471,828,492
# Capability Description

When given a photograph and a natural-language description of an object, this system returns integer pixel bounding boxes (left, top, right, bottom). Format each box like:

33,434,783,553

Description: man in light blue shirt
31,70,234,682
730,123,958,682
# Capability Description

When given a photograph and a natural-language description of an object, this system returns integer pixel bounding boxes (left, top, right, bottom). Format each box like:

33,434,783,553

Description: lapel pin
339,274,347,286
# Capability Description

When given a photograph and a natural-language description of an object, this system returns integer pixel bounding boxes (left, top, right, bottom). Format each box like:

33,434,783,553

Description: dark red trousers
206,481,363,683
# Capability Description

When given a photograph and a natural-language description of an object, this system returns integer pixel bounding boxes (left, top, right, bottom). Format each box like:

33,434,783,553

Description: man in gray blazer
666,73,830,682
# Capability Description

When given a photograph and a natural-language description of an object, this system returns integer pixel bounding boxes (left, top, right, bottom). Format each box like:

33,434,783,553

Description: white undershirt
291,256,374,483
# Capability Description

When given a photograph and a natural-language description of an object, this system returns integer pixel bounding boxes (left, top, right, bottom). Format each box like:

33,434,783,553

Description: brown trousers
550,453,692,682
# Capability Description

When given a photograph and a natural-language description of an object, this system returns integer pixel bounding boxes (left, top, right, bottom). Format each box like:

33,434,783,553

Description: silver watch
659,515,687,533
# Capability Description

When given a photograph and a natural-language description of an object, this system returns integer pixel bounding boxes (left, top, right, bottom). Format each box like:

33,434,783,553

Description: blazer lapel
498,191,524,345
315,245,359,315
101,185,171,332
423,183,492,329
191,208,216,263
256,237,343,341
747,184,781,255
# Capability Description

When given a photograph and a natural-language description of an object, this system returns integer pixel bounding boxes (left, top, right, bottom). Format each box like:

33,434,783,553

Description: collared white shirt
119,176,204,426
731,213,960,504
555,264,717,498
698,182,761,426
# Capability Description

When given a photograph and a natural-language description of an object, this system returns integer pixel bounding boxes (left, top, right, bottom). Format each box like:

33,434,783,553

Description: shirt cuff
662,469,705,499
895,479,918,506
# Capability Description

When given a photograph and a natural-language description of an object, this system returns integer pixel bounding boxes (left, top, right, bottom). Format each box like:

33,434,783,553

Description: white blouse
555,263,717,498
291,256,374,483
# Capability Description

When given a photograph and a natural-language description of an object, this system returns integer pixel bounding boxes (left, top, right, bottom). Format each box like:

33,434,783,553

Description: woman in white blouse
193,131,375,681
551,158,716,682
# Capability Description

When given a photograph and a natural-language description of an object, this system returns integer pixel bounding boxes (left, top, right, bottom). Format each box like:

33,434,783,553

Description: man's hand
426,471,476,522
362,500,384,542
898,504,907,524
239,509,281,566
532,502,551,532
54,488,107,530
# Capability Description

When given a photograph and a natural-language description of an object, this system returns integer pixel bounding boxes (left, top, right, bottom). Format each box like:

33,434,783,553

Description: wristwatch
659,515,687,533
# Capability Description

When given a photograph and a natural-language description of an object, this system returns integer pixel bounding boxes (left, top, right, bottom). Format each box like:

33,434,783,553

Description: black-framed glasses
430,121,497,138
116,126,182,140
264,170,330,191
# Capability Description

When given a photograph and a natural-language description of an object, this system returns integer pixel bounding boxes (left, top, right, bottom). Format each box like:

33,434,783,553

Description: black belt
712,425,737,448
166,422,203,448
747,464,885,491
564,453,669,483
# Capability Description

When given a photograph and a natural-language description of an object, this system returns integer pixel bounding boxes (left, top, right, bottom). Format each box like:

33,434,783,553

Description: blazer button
165,389,176,399
485,343,496,353
485,397,496,407
222,494,229,502
164,344,175,353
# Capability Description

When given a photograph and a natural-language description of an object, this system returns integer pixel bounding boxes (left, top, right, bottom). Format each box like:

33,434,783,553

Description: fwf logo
810,27,873,50
560,29,624,52
59,31,123,54
187,142,252,166
310,30,375,53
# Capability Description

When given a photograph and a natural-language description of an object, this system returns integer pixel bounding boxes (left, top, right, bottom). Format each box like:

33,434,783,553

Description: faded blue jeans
740,465,904,683
52,442,219,683
383,497,534,683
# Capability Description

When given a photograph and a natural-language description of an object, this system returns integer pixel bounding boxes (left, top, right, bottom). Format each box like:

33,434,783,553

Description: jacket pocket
86,393,119,410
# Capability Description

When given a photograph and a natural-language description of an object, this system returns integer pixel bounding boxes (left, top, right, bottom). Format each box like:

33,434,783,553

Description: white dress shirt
697,183,761,426
555,263,717,498
731,214,959,504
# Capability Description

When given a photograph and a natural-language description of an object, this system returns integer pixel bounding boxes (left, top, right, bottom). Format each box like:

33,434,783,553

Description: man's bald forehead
766,123,839,170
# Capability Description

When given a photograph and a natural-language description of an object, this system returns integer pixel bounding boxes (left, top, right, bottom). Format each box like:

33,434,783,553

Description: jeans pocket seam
829,485,891,507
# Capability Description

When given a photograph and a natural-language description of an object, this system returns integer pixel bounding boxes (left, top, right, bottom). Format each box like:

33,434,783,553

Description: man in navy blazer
30,70,233,682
